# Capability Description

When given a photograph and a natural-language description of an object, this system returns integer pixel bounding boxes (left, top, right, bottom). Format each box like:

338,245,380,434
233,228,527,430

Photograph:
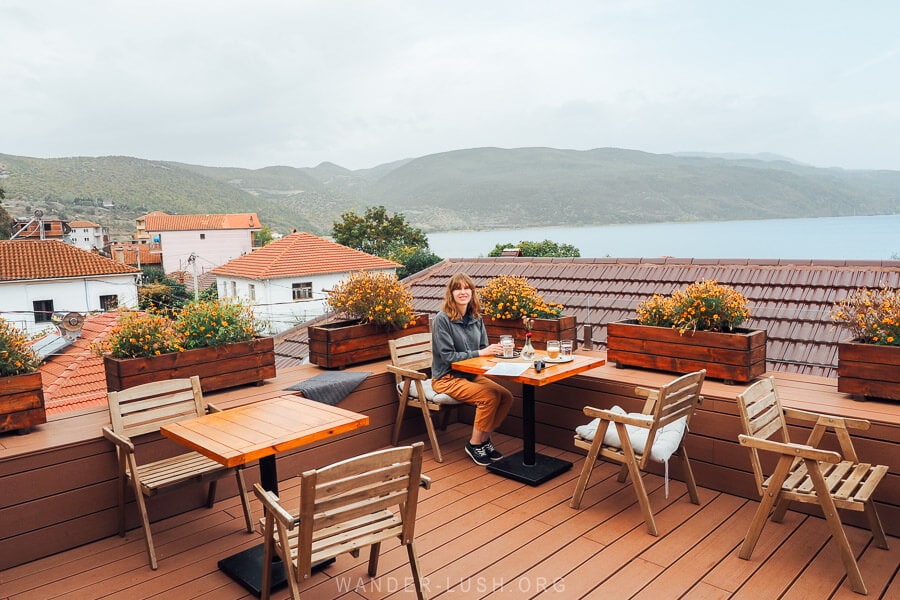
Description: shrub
831,285,900,346
93,300,262,359
480,275,564,320
636,280,750,333
0,318,40,376
326,271,415,329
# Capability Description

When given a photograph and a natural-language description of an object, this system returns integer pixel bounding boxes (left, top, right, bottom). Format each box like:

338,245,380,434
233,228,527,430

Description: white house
0,240,140,336
65,220,109,252
136,211,262,275
210,232,401,334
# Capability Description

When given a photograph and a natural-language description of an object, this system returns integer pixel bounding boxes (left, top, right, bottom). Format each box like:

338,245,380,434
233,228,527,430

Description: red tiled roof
210,232,400,280
68,220,101,228
142,211,261,231
109,242,163,266
273,256,900,377
38,312,120,415
403,257,900,378
0,240,140,281
168,269,217,291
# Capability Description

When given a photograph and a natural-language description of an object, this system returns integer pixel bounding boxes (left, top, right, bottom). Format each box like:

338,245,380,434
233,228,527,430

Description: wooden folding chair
736,376,889,595
387,332,462,462
570,369,705,536
102,376,253,570
253,442,432,600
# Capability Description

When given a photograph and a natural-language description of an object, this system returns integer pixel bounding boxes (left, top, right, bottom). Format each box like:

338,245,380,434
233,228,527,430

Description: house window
292,282,313,300
33,299,54,323
200,233,206,240
100,295,118,311
230,281,237,297
248,284,256,301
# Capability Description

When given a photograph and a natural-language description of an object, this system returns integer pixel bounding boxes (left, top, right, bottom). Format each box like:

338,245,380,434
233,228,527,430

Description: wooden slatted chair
570,369,705,536
387,332,462,462
102,376,253,570
735,376,889,595
253,442,431,600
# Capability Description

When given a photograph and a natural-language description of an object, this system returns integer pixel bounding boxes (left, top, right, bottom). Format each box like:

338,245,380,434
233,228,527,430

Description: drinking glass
500,335,514,358
560,339,573,358
546,340,560,359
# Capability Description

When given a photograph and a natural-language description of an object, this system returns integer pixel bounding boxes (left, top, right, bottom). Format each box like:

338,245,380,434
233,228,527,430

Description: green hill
1,148,898,240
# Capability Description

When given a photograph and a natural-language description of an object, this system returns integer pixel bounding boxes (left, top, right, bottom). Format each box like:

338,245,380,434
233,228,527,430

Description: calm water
427,215,900,260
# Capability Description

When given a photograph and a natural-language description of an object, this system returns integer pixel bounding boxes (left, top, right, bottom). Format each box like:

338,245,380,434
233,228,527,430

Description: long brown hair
442,272,481,320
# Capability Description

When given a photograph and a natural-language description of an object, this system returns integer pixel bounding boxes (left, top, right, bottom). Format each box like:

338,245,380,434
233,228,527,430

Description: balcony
2,356,898,598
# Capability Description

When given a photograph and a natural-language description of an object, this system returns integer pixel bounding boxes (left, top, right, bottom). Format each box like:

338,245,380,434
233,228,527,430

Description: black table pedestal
486,384,572,486
487,451,572,485
218,455,335,596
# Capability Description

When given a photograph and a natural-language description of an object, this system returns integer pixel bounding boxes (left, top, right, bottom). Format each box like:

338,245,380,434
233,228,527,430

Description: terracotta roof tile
36,312,120,415
0,240,140,281
142,211,261,231
393,257,900,379
210,232,400,280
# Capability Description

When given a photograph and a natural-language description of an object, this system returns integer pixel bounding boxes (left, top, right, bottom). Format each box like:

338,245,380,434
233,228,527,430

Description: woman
431,272,514,466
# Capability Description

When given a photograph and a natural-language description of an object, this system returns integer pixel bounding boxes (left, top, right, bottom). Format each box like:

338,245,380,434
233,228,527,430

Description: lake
427,214,900,260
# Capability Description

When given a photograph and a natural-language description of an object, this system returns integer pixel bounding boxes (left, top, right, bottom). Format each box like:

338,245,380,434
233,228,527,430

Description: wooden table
161,394,369,596
453,353,605,486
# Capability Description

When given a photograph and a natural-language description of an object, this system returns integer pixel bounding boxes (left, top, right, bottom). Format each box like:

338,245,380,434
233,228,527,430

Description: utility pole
187,253,199,300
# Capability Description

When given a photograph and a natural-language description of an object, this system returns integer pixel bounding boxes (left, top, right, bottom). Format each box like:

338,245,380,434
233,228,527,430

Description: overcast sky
2,1,898,171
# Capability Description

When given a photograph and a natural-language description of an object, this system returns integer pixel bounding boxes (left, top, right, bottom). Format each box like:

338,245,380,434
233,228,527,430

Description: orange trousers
432,374,513,433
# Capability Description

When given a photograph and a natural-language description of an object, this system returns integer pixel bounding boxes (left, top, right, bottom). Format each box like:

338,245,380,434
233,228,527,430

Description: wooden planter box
483,316,577,351
0,371,46,434
606,320,767,384
837,339,900,401
104,337,276,393
309,314,430,369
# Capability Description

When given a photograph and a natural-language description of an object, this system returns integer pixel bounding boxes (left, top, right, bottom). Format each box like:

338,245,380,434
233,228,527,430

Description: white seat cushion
575,405,687,463
397,379,461,405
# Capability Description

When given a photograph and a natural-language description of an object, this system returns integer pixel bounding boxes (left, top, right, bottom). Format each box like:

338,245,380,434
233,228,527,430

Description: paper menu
483,362,531,377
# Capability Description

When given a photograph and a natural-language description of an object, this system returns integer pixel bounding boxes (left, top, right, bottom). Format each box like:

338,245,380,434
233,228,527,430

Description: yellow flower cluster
93,310,181,359
0,317,40,376
93,300,261,359
327,271,415,330
636,280,750,333
480,275,564,320
178,300,258,350
831,285,900,346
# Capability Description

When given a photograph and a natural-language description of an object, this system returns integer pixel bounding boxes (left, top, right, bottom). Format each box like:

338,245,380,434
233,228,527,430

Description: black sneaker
483,439,503,461
465,442,492,466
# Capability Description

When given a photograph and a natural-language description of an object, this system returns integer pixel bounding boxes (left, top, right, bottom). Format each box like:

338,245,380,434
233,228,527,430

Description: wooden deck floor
2,424,897,600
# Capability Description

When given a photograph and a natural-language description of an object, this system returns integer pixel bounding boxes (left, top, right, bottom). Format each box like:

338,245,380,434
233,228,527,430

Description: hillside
1,148,898,240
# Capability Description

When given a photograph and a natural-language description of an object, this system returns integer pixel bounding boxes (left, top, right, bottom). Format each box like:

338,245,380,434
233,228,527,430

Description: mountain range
1,147,898,241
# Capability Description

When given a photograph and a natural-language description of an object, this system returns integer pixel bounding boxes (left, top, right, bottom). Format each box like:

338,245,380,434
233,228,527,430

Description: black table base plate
218,543,335,597
486,451,572,486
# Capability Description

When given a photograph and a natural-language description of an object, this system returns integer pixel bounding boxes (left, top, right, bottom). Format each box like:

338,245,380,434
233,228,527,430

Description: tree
332,206,440,277
254,224,274,247
390,245,442,279
139,267,191,314
332,206,428,257
0,186,12,240
487,239,581,258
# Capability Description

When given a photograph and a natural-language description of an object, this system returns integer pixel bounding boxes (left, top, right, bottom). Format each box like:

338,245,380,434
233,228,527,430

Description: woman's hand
480,343,504,356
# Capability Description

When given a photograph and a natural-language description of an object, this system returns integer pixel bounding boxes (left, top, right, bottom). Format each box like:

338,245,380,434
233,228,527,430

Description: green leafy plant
831,285,900,346
93,300,261,359
177,300,259,349
326,271,415,330
480,275,564,320
636,280,750,333
0,317,41,376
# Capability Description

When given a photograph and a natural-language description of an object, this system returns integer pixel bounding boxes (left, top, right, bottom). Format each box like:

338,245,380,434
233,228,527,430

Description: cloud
1,1,899,170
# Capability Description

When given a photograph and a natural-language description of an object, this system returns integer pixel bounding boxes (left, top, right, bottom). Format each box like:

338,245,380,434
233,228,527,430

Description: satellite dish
61,312,85,332
34,209,44,218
